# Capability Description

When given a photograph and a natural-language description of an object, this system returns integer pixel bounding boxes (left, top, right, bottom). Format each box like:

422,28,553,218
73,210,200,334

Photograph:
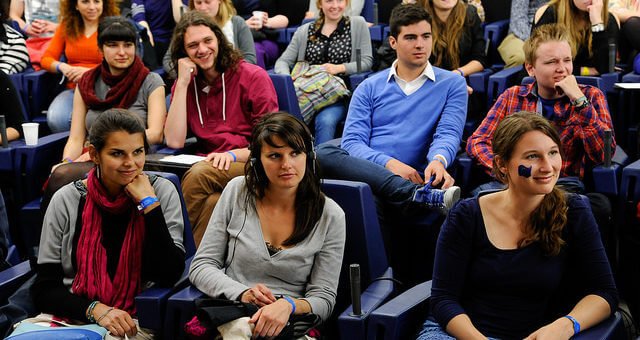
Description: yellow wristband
580,67,590,76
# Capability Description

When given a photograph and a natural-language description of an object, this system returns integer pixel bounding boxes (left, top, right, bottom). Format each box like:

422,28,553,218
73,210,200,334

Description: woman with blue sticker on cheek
420,111,618,339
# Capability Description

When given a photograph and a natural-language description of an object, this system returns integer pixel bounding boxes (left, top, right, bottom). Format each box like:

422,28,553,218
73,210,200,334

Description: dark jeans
0,275,37,338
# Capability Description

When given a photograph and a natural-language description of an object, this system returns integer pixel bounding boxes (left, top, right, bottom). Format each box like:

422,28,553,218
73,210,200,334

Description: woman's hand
321,63,345,75
240,283,277,307
93,303,138,338
205,151,235,171
59,64,90,83
587,0,604,24
524,317,574,340
124,173,155,203
249,299,292,338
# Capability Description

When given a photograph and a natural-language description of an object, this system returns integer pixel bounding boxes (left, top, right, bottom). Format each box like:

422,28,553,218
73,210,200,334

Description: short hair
98,17,137,47
245,112,324,246
389,3,431,39
169,11,243,75
89,108,149,153
524,23,574,65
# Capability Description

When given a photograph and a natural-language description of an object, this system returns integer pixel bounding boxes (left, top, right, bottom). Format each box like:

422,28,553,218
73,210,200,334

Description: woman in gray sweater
275,0,372,144
189,112,346,338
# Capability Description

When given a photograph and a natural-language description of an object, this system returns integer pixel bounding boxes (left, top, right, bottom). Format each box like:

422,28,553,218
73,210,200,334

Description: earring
96,165,101,179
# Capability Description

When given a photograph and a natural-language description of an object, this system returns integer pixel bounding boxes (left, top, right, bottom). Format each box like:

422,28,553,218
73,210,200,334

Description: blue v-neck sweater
341,66,468,172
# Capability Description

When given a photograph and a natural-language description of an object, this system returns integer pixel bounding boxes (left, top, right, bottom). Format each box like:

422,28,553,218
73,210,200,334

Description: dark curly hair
169,10,242,76
244,112,324,246
60,0,120,39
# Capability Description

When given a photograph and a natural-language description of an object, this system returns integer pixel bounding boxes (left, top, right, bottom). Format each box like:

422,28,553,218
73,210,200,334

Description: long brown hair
60,0,120,39
169,11,243,75
419,0,466,69
245,112,324,246
546,0,610,58
492,111,568,256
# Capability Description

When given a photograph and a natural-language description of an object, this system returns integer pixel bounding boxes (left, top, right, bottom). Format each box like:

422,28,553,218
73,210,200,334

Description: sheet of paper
614,83,640,89
158,154,206,165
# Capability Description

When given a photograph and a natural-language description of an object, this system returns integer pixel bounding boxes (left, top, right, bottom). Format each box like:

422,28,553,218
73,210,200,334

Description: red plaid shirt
466,82,615,179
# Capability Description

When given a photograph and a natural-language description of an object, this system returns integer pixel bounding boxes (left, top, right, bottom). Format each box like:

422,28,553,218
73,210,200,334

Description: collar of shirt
387,59,436,96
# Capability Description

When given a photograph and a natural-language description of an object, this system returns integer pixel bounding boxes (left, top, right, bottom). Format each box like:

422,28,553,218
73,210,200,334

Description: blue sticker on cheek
518,165,532,178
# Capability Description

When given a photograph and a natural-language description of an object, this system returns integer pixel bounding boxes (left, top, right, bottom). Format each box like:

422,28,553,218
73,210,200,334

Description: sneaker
412,185,461,214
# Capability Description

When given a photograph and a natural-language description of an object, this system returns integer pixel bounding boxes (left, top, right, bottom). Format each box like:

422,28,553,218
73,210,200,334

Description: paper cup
22,123,39,146
252,11,265,29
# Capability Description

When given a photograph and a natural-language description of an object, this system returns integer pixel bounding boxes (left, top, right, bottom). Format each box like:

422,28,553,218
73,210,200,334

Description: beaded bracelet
86,300,99,322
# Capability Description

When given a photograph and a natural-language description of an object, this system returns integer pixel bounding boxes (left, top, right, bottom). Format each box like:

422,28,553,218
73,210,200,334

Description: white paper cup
252,11,265,29
22,123,39,146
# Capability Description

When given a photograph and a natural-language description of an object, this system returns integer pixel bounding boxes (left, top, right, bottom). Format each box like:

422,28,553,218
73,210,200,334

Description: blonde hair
524,23,574,65
189,0,237,26
546,0,610,58
310,0,351,42
419,0,466,69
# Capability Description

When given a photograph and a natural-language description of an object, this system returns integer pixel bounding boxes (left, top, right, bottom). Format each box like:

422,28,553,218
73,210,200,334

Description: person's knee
46,90,74,133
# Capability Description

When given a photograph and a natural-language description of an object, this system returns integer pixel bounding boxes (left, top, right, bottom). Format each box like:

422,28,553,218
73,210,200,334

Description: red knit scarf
78,56,150,110
72,167,145,315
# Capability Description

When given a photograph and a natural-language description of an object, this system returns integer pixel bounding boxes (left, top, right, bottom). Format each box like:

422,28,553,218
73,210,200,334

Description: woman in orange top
42,0,120,133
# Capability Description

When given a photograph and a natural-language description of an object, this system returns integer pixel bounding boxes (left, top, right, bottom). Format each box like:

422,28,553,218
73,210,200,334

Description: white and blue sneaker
412,184,461,214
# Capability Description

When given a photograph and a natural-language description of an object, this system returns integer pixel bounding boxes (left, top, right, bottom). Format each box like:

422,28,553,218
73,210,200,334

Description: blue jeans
46,89,74,133
417,318,502,340
314,102,346,145
316,143,420,205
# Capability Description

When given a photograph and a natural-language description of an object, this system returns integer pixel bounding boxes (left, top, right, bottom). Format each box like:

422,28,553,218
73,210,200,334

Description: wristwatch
571,95,589,109
591,23,605,32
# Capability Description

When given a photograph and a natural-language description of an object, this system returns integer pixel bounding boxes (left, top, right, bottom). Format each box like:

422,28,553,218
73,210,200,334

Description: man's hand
554,75,583,101
424,159,455,189
386,158,423,184
176,57,197,86
205,151,235,170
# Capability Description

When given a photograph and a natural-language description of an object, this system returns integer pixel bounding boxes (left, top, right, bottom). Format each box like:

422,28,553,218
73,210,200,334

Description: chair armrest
621,158,640,201
0,261,33,303
349,71,373,90
622,71,640,83
592,146,628,196
23,70,65,118
163,285,206,340
338,267,395,339
573,311,625,339
369,24,385,42
468,69,493,94
600,72,621,94
367,280,432,340
452,153,473,191
135,256,193,331
487,65,523,107
483,19,509,68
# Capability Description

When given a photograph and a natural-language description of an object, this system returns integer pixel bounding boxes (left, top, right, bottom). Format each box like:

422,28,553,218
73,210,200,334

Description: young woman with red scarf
32,109,185,338
59,16,166,166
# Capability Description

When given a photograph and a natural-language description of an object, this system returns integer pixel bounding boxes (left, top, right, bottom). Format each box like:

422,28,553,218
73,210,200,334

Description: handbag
184,298,322,340
25,36,53,71
291,62,350,125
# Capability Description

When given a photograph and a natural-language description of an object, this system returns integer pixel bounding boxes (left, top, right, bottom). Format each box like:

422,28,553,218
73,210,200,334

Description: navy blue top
430,193,618,339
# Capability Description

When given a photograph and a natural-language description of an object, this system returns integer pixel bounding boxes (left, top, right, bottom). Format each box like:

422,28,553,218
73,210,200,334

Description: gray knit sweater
189,176,346,322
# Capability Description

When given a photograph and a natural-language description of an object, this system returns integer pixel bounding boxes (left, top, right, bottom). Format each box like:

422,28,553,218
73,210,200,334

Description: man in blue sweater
317,4,467,212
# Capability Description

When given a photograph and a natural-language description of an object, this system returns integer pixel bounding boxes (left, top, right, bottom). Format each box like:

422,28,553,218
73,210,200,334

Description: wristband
433,155,448,168
61,157,73,164
456,68,465,77
580,66,590,76
137,196,159,211
564,315,580,335
86,300,99,322
282,296,296,315
226,151,237,162
56,63,62,73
